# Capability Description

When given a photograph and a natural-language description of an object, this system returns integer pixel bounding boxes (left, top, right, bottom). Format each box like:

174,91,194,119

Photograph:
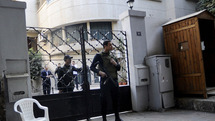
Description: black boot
102,115,107,121
115,115,123,121
115,112,123,121
115,117,123,121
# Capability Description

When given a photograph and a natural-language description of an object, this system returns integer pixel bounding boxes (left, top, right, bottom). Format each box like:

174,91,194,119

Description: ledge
6,73,29,79
0,0,26,9
119,10,146,20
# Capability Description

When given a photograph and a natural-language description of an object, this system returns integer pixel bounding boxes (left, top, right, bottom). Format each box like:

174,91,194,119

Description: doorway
199,19,215,88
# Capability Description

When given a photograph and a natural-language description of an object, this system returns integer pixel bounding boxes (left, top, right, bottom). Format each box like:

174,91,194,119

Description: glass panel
178,41,189,51
52,28,63,47
65,23,87,43
90,22,112,40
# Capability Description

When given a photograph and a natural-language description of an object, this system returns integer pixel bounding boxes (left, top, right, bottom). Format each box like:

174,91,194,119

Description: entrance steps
207,87,215,95
176,96,215,113
176,87,215,112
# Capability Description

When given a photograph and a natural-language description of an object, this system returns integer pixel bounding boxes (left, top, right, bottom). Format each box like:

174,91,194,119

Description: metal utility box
134,65,149,86
146,55,175,111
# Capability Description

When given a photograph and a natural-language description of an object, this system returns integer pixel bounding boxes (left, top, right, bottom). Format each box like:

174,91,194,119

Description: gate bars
26,26,130,95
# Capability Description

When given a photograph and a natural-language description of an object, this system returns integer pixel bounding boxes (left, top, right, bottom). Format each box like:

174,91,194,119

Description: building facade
15,0,198,94
17,0,198,55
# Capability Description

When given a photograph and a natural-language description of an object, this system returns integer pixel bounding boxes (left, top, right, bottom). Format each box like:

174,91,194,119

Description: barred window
90,22,112,40
66,23,88,43
52,28,63,47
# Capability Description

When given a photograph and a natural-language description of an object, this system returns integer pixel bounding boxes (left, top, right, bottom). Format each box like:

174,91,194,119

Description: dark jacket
90,52,120,81
41,70,52,85
55,67,61,77
58,64,81,87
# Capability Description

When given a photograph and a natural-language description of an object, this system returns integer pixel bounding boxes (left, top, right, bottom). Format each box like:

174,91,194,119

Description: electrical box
146,55,175,111
134,64,149,86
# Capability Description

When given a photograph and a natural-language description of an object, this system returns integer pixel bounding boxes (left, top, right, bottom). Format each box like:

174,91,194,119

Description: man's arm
54,68,58,74
58,69,64,81
48,71,53,77
110,58,121,71
90,54,101,74
115,59,121,71
41,71,46,79
72,66,82,72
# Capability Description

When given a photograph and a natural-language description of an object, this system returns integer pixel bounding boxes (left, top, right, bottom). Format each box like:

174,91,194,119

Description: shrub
197,0,215,16
29,48,42,80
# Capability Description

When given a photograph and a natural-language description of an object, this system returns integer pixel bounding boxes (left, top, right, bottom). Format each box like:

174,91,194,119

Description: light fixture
127,0,134,10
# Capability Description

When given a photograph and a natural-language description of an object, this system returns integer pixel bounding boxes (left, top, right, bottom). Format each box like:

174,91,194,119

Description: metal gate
26,26,132,121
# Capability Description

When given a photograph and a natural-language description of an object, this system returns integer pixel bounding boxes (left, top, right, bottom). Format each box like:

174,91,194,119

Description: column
119,10,148,111
0,1,31,121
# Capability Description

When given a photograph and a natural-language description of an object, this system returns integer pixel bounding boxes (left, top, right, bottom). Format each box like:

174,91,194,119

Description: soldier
90,40,123,121
58,55,81,93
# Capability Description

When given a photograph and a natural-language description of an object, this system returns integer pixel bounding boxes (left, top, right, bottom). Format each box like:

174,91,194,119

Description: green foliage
197,0,215,16
29,48,42,80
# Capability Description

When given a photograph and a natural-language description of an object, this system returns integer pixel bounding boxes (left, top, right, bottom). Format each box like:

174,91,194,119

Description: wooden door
163,17,207,98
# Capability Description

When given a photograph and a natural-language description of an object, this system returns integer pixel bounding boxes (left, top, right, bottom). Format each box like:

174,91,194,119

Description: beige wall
35,0,197,56
18,0,197,56
15,0,38,27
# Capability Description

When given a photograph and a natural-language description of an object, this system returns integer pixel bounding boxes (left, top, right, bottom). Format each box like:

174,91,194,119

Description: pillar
0,1,31,121
119,10,148,111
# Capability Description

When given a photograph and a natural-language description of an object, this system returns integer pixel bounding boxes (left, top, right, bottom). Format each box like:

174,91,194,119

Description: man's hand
46,75,52,78
110,58,117,66
99,71,107,78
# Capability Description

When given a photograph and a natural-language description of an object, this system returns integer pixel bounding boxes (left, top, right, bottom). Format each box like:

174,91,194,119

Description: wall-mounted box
134,64,149,86
5,59,30,103
6,74,29,102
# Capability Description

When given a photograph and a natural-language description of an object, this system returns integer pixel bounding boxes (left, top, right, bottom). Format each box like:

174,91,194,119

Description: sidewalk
90,109,215,121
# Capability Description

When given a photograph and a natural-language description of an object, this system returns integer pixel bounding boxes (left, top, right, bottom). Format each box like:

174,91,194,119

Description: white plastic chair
14,98,49,121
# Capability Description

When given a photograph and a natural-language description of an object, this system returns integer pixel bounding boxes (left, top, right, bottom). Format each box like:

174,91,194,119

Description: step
176,96,215,113
207,87,215,91
207,87,215,95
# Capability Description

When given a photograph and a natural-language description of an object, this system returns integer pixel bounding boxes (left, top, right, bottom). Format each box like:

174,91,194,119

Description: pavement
88,109,215,121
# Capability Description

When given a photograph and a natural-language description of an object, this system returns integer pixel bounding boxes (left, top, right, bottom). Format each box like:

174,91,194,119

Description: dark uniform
90,52,121,120
58,64,81,93
55,66,61,77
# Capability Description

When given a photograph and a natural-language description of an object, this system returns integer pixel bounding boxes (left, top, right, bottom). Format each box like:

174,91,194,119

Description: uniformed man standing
58,55,81,93
90,40,123,121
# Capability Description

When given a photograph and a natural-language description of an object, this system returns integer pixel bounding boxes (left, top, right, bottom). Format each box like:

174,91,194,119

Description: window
52,28,63,47
46,0,54,4
151,0,161,1
66,23,88,43
178,41,189,52
90,22,112,40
